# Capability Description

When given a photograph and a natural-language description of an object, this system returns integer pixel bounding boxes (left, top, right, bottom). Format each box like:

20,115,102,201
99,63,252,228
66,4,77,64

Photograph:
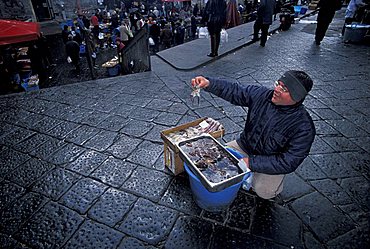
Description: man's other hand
238,157,250,172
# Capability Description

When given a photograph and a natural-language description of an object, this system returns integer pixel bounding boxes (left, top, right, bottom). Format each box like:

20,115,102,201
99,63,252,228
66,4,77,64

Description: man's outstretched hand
191,76,210,89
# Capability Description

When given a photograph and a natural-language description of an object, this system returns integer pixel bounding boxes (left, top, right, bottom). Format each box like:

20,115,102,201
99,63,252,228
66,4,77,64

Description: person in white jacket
118,19,133,45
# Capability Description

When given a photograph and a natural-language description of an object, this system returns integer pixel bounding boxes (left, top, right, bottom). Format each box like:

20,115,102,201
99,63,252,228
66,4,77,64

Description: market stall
0,20,41,92
0,20,40,46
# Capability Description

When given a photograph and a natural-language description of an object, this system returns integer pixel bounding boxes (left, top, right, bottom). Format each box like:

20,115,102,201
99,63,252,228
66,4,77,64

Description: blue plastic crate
184,148,251,212
107,65,120,76
294,6,302,12
21,82,39,92
300,7,308,14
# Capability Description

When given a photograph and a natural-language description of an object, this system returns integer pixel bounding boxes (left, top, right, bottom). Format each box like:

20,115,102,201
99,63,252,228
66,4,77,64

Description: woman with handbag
204,0,227,57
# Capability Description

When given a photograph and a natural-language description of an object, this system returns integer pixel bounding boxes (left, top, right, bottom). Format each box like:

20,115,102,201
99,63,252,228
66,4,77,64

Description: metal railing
120,24,151,75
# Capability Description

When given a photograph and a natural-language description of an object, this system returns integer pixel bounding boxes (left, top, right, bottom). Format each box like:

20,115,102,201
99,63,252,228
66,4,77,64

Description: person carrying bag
204,0,227,57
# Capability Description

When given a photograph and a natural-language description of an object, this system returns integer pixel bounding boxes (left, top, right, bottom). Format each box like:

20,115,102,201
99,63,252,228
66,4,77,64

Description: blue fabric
205,77,316,175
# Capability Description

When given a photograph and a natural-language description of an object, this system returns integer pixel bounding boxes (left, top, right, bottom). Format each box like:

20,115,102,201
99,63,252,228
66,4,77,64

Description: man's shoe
315,40,321,45
207,53,216,57
260,43,265,47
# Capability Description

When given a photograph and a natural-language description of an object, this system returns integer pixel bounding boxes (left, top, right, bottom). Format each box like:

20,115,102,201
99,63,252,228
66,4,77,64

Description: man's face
271,80,297,106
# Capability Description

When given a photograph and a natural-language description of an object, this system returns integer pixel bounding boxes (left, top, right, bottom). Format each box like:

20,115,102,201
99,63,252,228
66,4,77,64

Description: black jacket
205,77,316,175
204,0,227,33
256,0,276,24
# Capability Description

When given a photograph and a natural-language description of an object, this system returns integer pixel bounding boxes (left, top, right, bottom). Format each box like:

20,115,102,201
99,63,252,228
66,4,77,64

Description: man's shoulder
297,106,316,130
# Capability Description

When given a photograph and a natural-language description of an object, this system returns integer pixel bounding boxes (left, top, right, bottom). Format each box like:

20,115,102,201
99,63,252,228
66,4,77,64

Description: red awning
0,19,41,46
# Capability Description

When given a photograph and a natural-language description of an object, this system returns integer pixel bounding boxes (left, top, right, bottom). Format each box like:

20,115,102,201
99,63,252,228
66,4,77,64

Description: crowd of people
61,0,267,58
2,0,331,93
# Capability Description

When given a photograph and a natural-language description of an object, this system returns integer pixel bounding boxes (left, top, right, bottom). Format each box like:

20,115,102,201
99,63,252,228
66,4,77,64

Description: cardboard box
164,143,184,175
161,117,225,175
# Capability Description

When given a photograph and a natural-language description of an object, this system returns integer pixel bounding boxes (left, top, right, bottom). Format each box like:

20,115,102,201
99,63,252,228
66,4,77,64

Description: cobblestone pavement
1,10,369,249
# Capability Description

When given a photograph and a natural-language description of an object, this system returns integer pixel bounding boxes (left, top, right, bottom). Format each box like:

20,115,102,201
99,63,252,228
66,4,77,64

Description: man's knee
254,186,280,199
252,175,284,200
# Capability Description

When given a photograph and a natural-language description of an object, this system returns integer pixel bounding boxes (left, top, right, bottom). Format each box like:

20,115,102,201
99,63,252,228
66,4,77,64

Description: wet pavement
1,9,369,249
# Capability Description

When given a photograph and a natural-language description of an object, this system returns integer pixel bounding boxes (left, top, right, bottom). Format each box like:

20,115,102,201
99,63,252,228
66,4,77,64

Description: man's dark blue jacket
206,78,316,175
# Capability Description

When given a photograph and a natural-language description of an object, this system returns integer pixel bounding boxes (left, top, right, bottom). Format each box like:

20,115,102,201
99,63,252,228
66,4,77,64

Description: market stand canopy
0,20,41,46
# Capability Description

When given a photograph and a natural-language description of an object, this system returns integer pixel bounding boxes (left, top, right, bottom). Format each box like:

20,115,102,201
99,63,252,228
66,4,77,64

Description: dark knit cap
278,70,313,102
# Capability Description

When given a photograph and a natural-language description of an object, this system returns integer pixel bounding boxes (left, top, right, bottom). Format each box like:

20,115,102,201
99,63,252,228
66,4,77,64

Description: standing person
77,15,86,30
37,32,52,68
115,38,125,64
153,7,160,18
191,14,197,39
204,0,227,57
28,43,47,83
191,70,316,199
71,27,83,45
193,3,199,16
61,25,70,44
82,15,90,29
315,0,343,45
161,23,173,48
65,35,81,73
119,19,133,45
91,10,100,43
252,0,276,47
110,10,120,31
174,21,185,45
149,21,161,52
86,30,98,69
226,0,241,28
3,47,20,85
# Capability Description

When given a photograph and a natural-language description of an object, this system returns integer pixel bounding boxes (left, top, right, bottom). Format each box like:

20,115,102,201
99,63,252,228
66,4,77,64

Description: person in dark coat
160,23,173,48
3,47,20,85
191,15,197,39
204,0,227,57
62,25,70,44
174,21,185,45
193,3,199,16
191,70,316,199
65,35,81,72
149,21,161,52
71,27,83,45
28,43,47,82
37,32,52,68
252,0,276,47
82,15,90,29
315,0,343,45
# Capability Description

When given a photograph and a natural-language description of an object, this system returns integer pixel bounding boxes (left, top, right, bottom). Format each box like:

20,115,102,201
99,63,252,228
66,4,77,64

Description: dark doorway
31,0,54,21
